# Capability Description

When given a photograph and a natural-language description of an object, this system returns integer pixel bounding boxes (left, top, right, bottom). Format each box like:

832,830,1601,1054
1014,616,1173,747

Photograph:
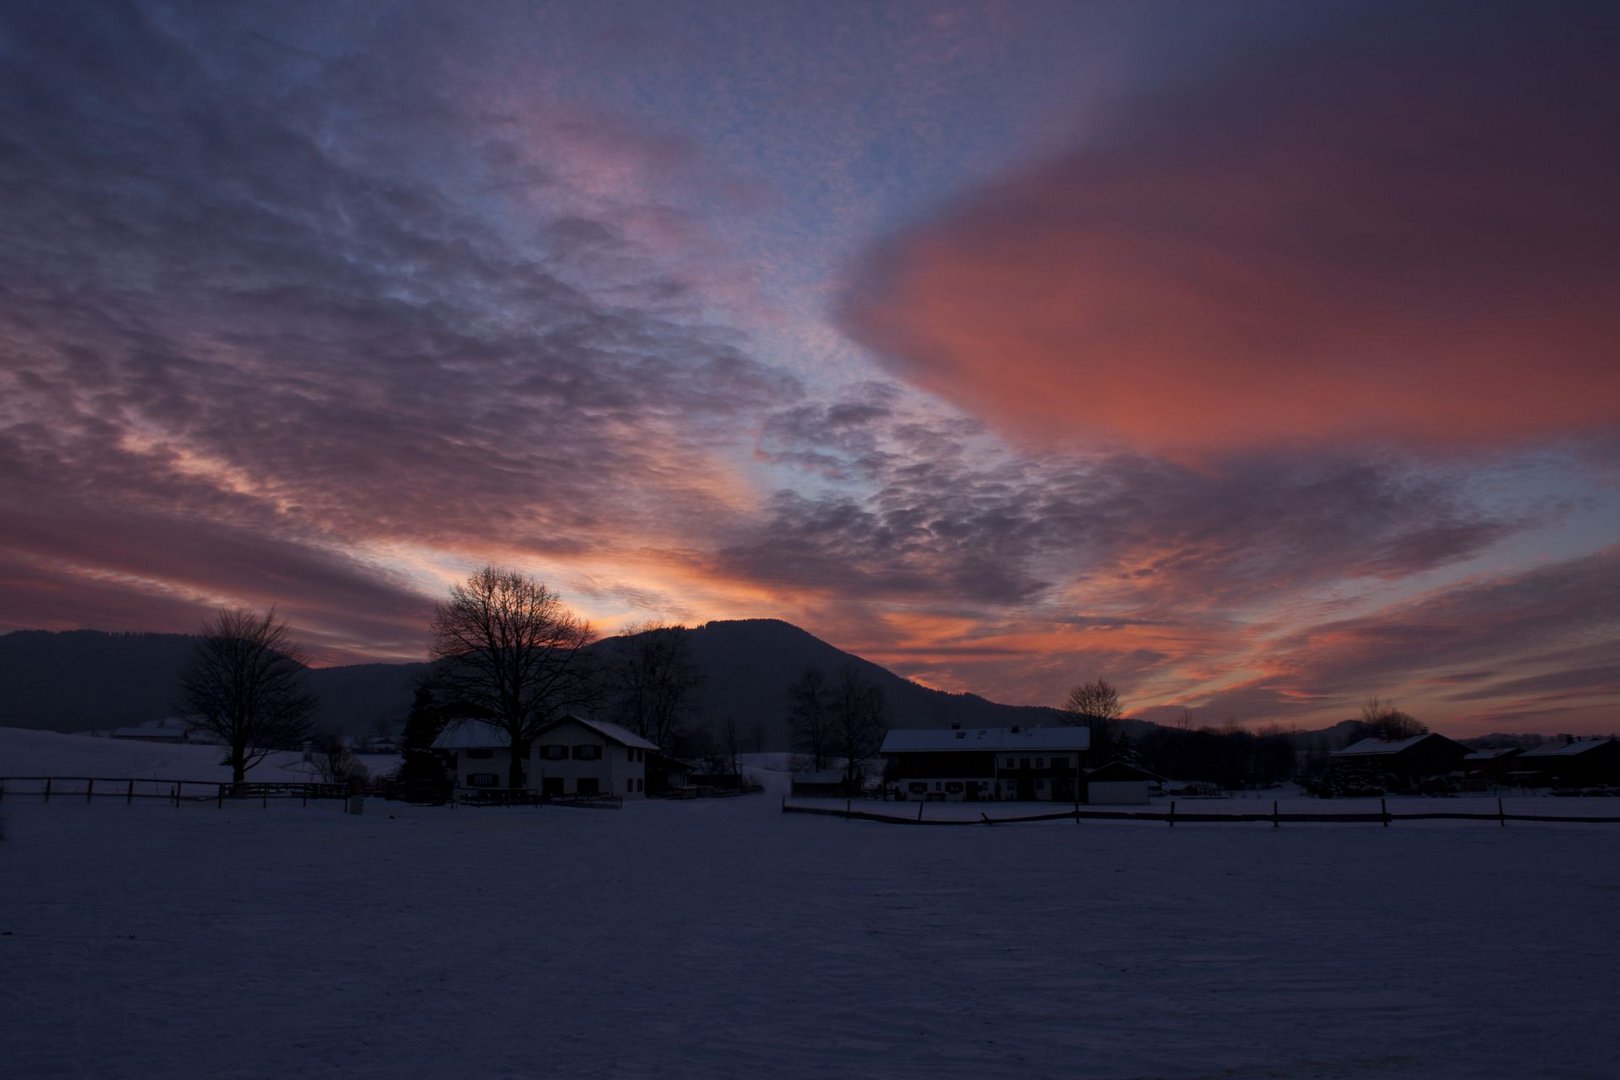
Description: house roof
880,726,1090,755
1332,733,1466,757
432,714,659,752
1519,738,1616,759
1463,747,1522,762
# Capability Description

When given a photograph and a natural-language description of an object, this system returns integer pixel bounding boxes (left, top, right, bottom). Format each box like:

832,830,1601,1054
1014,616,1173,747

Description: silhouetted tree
309,730,366,785
610,621,703,750
788,668,833,771
1360,697,1428,740
179,608,317,783
1062,678,1121,763
831,664,887,792
431,567,595,790
397,681,450,797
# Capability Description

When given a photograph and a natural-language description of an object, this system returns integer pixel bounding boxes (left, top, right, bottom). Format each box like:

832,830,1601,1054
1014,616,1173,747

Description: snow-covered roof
1463,747,1521,761
1333,734,1442,757
1519,738,1616,758
557,716,659,752
432,714,660,752
880,726,1090,754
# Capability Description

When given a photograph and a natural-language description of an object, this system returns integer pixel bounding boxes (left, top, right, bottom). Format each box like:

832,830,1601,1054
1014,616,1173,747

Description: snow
3,728,1619,1079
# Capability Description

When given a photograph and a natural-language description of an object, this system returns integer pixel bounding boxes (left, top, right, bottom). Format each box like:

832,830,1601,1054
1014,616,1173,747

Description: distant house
1462,746,1522,789
881,725,1091,802
1516,738,1620,788
1328,733,1472,793
433,714,657,798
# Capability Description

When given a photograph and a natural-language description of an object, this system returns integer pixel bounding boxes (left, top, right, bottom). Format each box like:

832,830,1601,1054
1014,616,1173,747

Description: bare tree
431,567,595,790
609,621,703,750
788,668,833,771
309,730,367,785
1360,696,1427,740
831,664,887,792
1062,677,1122,764
179,608,317,783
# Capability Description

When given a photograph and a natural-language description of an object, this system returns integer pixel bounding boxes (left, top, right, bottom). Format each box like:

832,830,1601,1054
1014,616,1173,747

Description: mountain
669,618,1068,747
0,629,426,735
0,620,1064,745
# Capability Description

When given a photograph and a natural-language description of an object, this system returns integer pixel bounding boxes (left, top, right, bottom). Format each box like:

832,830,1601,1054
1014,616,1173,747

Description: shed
1084,760,1161,805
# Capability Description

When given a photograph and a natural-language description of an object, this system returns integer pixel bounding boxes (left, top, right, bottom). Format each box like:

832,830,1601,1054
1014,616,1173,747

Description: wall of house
452,720,647,797
533,719,646,798
1086,780,1151,806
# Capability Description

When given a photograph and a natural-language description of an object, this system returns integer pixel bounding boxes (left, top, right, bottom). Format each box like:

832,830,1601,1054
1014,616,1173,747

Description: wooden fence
0,776,350,808
782,797,1620,827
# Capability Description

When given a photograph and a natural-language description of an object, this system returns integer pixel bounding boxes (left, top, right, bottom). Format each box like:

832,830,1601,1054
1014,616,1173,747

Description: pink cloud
843,5,1620,457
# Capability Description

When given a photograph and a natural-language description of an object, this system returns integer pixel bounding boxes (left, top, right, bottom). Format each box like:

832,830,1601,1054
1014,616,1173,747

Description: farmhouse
434,714,657,798
1328,732,1472,793
881,725,1091,802
1516,738,1620,788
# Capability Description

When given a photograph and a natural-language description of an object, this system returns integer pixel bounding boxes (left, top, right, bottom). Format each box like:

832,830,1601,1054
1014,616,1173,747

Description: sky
2,0,1617,737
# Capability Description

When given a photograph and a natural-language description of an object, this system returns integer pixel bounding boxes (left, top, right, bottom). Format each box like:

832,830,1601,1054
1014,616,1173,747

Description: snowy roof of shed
1333,734,1445,757
880,726,1090,754
1519,738,1615,758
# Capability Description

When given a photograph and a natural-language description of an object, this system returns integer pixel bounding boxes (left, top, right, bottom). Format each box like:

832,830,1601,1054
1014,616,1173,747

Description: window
908,782,927,794
933,781,942,791
539,745,568,761
945,781,964,794
1020,757,1031,770
1052,757,1070,771
1004,756,1015,769
1036,757,1045,769
466,772,499,787
466,748,493,760
572,745,602,761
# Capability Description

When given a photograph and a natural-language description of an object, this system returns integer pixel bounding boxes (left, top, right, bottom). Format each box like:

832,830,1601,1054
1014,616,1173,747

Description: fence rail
782,797,1620,827
0,776,350,807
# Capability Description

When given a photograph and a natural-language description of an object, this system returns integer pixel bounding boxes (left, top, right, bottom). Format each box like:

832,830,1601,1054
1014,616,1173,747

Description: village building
433,714,657,798
880,725,1091,802
1328,732,1472,793
1083,760,1162,805
1516,738,1620,788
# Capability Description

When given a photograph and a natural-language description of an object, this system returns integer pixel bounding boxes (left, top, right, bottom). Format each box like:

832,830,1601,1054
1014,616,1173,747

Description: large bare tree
831,664,887,792
1062,677,1122,764
179,608,317,783
788,667,833,771
609,621,703,750
431,567,595,789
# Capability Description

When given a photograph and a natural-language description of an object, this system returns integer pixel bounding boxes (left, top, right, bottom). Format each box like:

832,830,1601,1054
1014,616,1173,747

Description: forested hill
0,629,426,735
0,621,1064,745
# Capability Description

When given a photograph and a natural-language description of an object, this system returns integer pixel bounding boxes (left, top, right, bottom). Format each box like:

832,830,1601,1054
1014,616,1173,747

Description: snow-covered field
3,729,1619,1079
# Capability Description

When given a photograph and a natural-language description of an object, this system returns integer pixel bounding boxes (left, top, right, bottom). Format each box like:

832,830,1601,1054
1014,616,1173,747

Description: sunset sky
3,1,1617,736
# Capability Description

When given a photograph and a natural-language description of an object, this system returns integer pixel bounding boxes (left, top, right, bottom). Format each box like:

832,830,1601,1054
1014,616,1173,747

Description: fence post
45,777,52,803
916,800,924,822
176,780,183,807
845,798,851,819
218,784,225,808
86,777,94,803
262,789,268,809
1498,797,1506,828
1272,799,1280,829
1169,800,1176,827
127,779,135,805
1380,797,1389,827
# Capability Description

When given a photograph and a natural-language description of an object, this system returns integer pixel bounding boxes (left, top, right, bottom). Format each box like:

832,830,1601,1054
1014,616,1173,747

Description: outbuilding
881,725,1091,802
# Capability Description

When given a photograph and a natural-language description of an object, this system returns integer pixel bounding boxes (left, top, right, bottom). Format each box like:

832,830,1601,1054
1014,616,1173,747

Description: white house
433,714,658,798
